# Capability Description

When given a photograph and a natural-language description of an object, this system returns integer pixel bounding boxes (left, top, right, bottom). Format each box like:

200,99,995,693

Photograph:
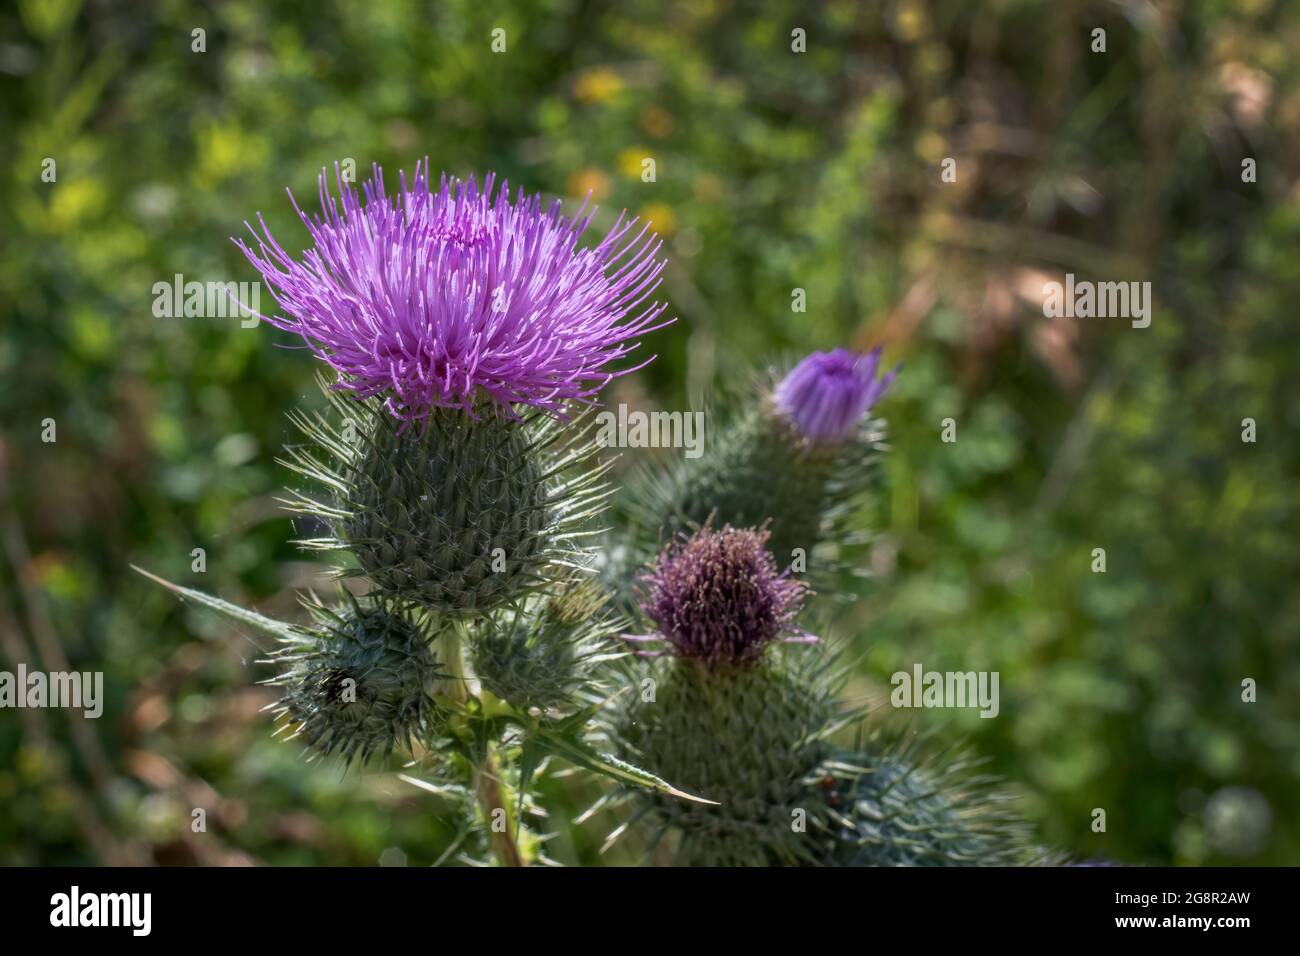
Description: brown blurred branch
0,442,116,792
0,582,134,864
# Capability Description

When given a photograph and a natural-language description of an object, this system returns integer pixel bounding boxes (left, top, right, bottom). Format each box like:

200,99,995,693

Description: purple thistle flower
235,161,672,423
632,524,813,667
772,346,900,443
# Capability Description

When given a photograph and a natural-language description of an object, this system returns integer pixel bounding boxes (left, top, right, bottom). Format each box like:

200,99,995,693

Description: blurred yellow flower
617,147,652,180
894,1,929,42
574,67,623,104
567,168,612,201
639,202,677,236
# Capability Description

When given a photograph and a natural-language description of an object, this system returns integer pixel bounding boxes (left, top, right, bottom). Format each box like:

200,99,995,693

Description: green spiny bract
469,577,623,714
615,650,844,865
263,592,445,766
620,392,888,594
664,404,836,563
815,735,1050,866
281,377,612,614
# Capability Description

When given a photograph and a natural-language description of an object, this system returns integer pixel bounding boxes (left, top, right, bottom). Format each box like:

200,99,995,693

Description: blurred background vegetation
2,0,1297,865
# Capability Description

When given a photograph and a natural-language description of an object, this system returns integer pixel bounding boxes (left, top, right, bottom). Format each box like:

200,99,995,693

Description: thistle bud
822,744,1044,867
635,524,810,666
772,347,898,444
470,577,620,713
264,594,444,765
614,526,832,865
620,658,837,865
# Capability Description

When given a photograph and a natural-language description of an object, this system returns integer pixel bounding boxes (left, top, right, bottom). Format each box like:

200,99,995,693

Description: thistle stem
442,625,526,867
442,625,471,702
474,751,525,868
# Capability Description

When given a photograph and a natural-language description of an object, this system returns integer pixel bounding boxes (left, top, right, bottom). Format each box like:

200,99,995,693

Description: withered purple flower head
773,346,900,443
235,160,672,422
633,524,812,667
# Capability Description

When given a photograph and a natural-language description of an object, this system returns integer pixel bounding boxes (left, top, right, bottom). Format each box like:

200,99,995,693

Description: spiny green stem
475,749,525,867
443,625,526,867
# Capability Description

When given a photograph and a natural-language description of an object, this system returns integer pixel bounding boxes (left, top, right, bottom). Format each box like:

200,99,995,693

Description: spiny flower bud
773,346,899,444
264,594,444,766
635,524,811,666
284,380,611,614
606,525,840,864
470,577,620,713
821,741,1045,866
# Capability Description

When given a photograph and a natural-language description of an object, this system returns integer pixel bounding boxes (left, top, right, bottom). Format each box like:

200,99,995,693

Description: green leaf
517,736,546,818
533,726,718,806
131,565,297,641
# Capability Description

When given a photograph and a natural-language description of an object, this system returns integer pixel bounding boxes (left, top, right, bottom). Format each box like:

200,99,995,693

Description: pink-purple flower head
235,161,672,423
773,347,900,443
630,524,813,667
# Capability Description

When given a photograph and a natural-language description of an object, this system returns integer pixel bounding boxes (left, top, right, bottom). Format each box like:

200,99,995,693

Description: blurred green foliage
1,0,1297,865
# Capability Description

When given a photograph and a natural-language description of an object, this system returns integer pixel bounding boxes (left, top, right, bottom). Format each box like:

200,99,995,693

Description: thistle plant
602,356,1048,866
138,160,1047,866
